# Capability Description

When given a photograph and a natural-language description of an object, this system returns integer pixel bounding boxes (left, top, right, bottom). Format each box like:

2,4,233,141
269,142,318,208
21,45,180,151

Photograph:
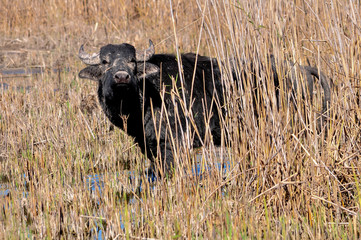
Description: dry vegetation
1,0,361,239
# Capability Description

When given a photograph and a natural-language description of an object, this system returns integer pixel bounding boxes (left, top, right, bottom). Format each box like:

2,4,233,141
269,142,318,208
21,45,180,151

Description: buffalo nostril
115,73,128,79
114,71,130,84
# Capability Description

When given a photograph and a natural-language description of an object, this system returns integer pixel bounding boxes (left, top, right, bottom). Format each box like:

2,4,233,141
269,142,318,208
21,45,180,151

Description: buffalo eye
102,59,109,65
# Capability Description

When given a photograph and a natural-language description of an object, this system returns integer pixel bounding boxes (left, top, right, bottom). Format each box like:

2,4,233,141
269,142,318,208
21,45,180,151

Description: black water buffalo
78,40,331,176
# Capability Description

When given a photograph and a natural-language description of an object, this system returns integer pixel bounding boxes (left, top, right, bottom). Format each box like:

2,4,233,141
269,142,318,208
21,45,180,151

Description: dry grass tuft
1,0,361,238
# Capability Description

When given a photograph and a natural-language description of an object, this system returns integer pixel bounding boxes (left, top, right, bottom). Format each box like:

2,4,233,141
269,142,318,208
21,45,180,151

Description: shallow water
0,82,32,92
1,160,232,238
86,160,232,238
0,67,70,92
1,67,44,76
0,67,70,77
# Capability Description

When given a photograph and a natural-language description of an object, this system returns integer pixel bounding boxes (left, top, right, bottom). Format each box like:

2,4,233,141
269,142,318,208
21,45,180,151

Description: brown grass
1,0,361,239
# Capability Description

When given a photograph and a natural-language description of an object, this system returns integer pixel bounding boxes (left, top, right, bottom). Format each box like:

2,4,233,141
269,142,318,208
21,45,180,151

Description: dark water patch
0,184,10,197
1,83,9,90
86,174,104,197
0,66,70,93
0,66,70,78
0,82,32,93
1,67,44,77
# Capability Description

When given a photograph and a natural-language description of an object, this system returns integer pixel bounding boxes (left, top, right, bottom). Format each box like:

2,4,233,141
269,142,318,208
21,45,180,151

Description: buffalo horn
136,40,155,62
78,45,101,65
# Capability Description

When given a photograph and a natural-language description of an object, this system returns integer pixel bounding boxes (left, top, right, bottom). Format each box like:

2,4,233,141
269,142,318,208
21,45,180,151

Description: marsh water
0,66,70,92
1,159,232,239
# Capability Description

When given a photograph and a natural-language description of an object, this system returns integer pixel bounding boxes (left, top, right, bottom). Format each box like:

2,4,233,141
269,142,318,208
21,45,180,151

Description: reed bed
0,0,360,238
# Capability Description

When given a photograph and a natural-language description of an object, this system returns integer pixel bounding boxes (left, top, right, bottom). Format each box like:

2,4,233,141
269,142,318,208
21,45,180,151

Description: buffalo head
78,40,159,98
78,40,162,136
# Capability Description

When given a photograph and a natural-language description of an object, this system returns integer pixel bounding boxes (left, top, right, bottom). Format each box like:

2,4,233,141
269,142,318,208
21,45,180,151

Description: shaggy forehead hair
100,44,136,59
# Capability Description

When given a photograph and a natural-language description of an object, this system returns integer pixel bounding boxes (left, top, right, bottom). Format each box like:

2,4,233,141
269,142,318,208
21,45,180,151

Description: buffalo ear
137,62,160,79
79,65,102,81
